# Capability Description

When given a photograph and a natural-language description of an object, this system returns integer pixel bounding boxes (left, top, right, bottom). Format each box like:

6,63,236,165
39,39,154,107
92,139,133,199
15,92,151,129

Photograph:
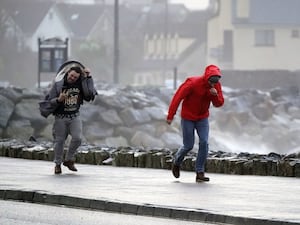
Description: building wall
234,27,300,70
206,0,233,67
206,0,300,71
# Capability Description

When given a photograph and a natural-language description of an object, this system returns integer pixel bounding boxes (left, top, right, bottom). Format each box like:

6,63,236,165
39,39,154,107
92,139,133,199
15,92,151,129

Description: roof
233,0,300,25
132,3,209,71
1,0,53,34
55,3,105,38
137,3,209,37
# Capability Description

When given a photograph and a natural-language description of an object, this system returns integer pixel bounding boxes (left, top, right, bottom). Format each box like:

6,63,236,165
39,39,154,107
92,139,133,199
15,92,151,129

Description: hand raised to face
57,89,68,102
209,87,218,95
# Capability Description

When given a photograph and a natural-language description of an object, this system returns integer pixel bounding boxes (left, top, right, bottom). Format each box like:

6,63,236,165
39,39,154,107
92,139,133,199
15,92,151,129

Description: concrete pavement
0,157,300,225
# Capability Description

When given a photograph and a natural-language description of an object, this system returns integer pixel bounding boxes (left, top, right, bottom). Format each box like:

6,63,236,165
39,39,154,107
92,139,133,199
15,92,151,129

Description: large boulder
0,95,14,128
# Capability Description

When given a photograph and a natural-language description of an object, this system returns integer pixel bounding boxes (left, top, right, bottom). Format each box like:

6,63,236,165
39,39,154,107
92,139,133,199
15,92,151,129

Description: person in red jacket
166,65,224,182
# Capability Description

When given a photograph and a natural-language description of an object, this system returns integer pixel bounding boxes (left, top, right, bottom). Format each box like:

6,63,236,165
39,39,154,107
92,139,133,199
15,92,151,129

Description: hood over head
204,64,222,81
55,60,85,82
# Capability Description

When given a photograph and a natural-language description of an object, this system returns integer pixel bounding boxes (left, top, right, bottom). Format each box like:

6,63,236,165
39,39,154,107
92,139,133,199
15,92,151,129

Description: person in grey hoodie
46,64,97,174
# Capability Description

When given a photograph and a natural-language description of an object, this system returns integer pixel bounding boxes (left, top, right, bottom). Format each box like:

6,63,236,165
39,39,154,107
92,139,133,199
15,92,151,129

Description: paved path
1,157,300,225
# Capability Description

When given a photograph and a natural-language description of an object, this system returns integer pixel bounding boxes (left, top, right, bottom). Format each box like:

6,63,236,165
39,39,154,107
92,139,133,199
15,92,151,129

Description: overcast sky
170,0,209,10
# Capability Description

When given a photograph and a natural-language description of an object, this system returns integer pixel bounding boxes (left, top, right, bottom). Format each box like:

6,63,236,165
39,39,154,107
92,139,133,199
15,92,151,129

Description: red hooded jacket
167,65,224,121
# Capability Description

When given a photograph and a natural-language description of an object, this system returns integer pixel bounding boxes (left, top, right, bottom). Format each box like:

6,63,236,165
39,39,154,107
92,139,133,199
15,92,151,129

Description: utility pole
163,0,169,79
113,0,119,83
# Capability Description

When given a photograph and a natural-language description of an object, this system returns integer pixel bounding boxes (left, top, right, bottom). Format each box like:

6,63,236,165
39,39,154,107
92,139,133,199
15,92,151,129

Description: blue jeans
174,118,209,173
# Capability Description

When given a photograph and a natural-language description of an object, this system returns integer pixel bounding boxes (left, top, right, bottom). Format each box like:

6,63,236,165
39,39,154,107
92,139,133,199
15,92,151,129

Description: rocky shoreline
1,82,300,177
1,139,300,177
1,82,300,155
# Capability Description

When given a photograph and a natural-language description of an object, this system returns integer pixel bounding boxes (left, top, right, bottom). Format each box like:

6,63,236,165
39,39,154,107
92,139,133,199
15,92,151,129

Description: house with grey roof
55,2,210,86
2,0,70,52
55,3,106,41
55,3,117,82
1,0,214,87
131,2,212,86
0,0,73,88
207,0,300,70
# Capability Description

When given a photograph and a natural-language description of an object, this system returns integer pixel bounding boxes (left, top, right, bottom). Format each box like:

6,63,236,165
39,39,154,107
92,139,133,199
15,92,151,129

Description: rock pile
0,82,182,149
0,81,299,155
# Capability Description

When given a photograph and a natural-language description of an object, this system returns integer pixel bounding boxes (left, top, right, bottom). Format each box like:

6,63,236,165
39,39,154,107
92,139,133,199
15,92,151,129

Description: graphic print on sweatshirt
63,87,80,113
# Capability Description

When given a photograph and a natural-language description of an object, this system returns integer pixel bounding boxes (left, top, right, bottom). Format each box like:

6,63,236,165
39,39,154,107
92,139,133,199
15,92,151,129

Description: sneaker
63,161,78,172
54,165,62,174
196,172,209,182
172,164,180,178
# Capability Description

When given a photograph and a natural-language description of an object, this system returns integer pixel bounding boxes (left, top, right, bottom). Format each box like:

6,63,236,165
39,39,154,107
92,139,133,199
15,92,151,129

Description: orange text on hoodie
167,65,224,121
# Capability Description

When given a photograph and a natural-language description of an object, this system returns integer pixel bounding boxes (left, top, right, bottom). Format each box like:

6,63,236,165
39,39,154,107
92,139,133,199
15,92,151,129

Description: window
48,12,53,20
291,30,300,38
53,49,65,72
255,30,274,46
41,50,51,72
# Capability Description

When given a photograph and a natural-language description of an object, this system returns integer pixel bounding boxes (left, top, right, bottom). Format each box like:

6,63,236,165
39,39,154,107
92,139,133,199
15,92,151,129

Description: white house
2,0,71,52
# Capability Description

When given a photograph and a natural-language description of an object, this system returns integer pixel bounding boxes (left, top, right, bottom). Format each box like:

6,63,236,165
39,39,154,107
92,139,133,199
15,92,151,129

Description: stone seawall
1,139,300,177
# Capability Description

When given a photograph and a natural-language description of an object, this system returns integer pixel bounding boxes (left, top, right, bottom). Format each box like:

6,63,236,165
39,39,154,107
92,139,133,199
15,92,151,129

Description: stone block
22,150,33,159
33,192,47,203
105,201,121,212
75,151,85,164
33,151,46,160
47,150,54,161
181,157,194,171
43,194,62,205
170,209,189,220
5,190,23,200
205,213,227,224
161,154,172,169
85,151,96,164
286,161,296,177
0,146,8,156
76,151,92,164
60,196,91,209
188,210,208,221
234,160,246,175
121,203,139,214
152,152,162,169
294,161,300,177
278,160,294,177
153,206,171,218
7,146,23,158
134,152,147,168
266,160,278,176
216,159,226,174
94,150,110,165
114,151,134,167
206,158,217,173
0,189,5,199
137,205,154,216
243,160,253,175
223,160,230,174
253,160,268,176
90,199,106,210
145,153,153,168
21,191,34,202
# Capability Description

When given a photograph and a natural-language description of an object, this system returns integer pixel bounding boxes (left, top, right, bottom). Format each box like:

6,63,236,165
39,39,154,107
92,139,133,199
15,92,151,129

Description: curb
0,189,297,225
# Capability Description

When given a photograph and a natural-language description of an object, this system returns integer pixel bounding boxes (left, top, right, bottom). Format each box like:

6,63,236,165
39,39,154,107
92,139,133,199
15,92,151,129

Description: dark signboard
37,38,68,88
